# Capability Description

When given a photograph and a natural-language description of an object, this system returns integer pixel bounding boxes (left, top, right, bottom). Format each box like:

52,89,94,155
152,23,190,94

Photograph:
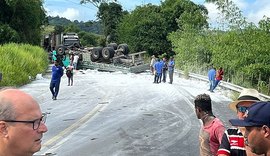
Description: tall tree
0,0,46,45
97,2,125,43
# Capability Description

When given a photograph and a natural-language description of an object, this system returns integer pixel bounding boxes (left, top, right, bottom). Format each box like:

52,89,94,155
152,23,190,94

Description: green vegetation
48,16,103,35
0,0,46,45
168,0,270,94
0,44,48,87
1,0,270,94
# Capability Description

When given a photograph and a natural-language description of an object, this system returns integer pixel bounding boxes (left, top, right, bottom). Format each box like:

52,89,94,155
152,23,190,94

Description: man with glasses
229,101,270,156
0,88,48,156
217,88,261,156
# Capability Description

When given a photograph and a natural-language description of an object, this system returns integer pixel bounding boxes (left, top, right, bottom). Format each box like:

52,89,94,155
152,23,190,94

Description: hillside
48,16,102,34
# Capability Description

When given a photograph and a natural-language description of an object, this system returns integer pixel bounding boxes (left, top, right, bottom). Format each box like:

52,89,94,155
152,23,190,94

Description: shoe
53,96,57,100
52,96,54,99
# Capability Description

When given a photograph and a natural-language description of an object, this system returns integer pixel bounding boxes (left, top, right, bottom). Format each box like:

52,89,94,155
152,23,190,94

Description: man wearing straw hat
217,88,262,156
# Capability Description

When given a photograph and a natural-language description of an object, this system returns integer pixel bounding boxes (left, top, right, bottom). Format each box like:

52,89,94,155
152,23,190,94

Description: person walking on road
50,61,63,100
194,93,225,156
229,101,270,156
168,57,175,84
150,55,156,75
217,88,262,156
0,88,48,156
208,66,216,92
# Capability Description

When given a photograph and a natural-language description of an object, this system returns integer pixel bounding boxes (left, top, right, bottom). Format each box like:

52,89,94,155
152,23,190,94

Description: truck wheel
102,47,115,60
56,45,65,55
73,43,81,48
107,43,117,50
91,47,102,60
117,44,129,55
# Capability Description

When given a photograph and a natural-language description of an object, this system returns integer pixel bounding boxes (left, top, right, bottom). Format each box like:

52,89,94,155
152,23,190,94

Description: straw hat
228,88,261,112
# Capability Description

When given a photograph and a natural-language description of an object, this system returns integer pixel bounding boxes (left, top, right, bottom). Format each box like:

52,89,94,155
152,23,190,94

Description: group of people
150,55,175,84
208,66,224,92
194,88,270,156
49,51,79,100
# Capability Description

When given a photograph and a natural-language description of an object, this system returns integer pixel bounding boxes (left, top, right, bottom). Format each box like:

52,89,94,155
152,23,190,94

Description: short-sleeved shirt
199,118,225,156
217,128,246,156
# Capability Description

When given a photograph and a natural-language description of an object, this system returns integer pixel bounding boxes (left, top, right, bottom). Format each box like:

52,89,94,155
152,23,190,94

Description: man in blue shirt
208,66,216,92
153,58,163,83
50,61,63,100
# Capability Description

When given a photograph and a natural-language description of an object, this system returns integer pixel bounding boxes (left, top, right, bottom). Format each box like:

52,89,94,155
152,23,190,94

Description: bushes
0,43,49,86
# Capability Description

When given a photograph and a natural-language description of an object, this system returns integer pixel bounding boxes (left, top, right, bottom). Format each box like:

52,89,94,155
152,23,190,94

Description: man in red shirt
213,67,224,90
194,93,225,156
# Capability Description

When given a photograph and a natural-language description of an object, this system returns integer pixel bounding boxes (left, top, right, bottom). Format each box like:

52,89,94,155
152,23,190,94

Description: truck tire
73,42,81,48
117,44,129,55
56,45,65,55
102,47,115,60
91,47,103,60
107,43,117,50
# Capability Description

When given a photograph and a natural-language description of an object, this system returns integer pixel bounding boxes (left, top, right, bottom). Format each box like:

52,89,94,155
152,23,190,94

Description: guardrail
176,70,270,101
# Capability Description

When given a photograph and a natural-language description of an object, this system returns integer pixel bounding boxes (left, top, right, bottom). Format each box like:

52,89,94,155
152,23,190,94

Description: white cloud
46,8,80,21
203,0,270,27
204,3,220,27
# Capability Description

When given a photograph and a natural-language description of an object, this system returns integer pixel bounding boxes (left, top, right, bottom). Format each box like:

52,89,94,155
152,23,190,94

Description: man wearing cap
217,88,262,156
229,102,270,156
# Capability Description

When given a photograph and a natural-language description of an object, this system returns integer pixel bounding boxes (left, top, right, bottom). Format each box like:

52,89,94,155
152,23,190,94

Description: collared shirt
217,128,246,156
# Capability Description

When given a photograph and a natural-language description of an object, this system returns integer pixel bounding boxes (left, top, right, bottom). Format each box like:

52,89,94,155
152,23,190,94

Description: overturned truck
78,43,150,73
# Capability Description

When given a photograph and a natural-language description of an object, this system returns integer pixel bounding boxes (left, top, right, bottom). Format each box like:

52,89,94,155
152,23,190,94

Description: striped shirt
217,128,246,156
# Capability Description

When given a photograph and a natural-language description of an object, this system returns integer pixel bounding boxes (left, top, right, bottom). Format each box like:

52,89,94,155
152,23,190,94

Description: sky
43,0,270,26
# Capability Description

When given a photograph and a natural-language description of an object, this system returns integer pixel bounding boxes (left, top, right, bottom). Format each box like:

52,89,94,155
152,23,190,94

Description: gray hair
0,88,17,120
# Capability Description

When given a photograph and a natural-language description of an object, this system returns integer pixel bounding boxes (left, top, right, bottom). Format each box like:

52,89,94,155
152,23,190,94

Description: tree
97,2,124,43
80,0,117,8
0,0,46,45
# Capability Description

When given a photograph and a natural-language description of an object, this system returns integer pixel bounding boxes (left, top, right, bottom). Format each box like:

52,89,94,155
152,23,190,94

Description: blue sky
43,0,270,26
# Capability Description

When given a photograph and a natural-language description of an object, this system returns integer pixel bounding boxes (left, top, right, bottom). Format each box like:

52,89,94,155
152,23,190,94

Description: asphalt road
20,69,235,156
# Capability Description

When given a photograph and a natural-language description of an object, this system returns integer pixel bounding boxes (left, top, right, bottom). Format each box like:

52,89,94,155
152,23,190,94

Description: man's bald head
0,88,39,120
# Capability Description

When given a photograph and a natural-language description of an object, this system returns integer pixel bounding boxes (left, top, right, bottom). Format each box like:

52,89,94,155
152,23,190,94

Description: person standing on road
153,58,163,83
73,53,79,70
150,55,156,75
162,57,168,83
0,88,48,156
229,101,270,156
194,93,225,156
66,64,74,86
213,67,224,91
168,56,175,84
50,61,63,100
217,88,262,156
208,66,216,92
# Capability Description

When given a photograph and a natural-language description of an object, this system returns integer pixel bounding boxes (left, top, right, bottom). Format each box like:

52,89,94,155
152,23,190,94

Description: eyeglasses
2,113,47,130
237,106,248,113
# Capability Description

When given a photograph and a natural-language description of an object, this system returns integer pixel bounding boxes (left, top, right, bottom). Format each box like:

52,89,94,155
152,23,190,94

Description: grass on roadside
0,43,49,87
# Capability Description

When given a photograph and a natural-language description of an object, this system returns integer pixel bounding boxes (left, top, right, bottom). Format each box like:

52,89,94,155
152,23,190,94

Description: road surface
20,69,235,156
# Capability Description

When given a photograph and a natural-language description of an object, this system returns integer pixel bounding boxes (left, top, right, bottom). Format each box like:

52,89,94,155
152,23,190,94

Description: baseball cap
228,88,260,112
229,101,270,127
